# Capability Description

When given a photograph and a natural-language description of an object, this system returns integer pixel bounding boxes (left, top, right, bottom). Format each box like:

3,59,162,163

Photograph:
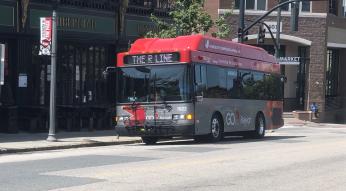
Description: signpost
39,9,57,141
0,44,4,86
0,44,5,102
47,10,57,142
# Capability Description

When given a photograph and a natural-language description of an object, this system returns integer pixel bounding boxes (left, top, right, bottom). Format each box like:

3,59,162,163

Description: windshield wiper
162,96,172,112
131,91,138,109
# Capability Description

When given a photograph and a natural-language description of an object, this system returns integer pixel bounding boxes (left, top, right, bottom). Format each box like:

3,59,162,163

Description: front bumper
115,125,195,137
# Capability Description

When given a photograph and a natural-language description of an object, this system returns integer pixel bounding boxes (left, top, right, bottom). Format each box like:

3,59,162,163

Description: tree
145,0,213,38
212,12,232,39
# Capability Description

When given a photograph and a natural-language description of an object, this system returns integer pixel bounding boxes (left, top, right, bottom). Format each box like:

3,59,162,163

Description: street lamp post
275,0,282,59
238,0,245,43
47,1,58,142
238,0,309,57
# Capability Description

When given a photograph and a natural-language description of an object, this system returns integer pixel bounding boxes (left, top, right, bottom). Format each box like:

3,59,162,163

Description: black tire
141,137,158,145
252,113,266,139
208,114,223,142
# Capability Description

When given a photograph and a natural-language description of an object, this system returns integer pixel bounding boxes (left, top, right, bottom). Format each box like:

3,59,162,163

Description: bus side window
205,65,227,98
194,64,206,96
227,69,238,99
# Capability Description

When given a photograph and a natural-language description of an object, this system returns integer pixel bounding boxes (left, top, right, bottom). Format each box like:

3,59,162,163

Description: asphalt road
1,125,346,191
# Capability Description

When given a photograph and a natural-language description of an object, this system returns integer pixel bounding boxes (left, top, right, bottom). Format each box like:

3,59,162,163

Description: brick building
205,0,346,123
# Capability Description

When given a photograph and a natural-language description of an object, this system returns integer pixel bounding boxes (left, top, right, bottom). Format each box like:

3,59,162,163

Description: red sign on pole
39,17,52,55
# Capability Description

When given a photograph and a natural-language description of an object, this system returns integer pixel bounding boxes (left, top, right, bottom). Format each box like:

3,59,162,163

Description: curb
0,139,142,154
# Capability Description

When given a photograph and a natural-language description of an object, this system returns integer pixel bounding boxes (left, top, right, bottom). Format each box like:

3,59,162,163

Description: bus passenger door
194,64,210,135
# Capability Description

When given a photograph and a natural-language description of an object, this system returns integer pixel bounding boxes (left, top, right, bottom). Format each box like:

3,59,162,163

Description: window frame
343,0,346,17
194,63,283,101
325,49,340,97
234,0,268,11
329,0,338,15
280,1,312,13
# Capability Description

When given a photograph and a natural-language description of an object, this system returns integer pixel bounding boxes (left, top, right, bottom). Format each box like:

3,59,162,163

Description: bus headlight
172,114,193,120
116,116,130,122
172,114,185,120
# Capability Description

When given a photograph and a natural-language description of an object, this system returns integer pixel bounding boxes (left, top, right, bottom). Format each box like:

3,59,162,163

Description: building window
326,49,339,97
56,43,110,105
280,0,311,12
234,0,310,12
234,0,267,11
329,0,338,15
301,1,311,12
343,0,346,16
281,0,290,11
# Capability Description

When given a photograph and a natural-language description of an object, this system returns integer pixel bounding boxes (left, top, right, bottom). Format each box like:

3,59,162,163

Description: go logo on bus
225,112,236,127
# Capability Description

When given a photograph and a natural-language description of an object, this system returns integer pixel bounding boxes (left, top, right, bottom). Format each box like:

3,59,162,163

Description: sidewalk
0,130,142,154
284,117,346,128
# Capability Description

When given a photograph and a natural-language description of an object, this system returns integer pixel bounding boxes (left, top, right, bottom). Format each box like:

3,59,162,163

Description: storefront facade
206,0,346,123
0,0,171,133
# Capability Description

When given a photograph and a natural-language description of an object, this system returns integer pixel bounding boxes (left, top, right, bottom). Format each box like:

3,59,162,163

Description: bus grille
145,120,174,126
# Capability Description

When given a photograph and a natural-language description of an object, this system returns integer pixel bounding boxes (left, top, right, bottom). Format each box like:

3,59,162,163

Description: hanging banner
39,17,52,55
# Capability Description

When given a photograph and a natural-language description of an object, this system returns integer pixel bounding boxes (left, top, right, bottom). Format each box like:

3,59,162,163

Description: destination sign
124,53,180,65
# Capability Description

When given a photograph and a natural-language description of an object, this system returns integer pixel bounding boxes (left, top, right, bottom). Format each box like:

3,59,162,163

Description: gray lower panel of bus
115,99,282,137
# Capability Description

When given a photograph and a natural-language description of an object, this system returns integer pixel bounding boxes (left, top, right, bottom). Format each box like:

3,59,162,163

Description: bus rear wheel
208,114,223,142
251,114,266,139
141,137,158,145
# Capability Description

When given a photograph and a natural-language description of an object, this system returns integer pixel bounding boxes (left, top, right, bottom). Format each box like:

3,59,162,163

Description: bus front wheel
141,137,158,145
208,114,224,142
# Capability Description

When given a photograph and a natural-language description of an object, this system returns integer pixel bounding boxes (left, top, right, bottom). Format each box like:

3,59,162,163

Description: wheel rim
258,117,265,135
211,118,220,138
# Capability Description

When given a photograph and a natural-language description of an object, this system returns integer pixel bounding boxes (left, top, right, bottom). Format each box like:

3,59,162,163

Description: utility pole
238,0,245,43
239,0,307,51
47,2,58,142
275,0,282,59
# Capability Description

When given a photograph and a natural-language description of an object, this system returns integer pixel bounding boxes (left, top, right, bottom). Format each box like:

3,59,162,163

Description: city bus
114,35,284,144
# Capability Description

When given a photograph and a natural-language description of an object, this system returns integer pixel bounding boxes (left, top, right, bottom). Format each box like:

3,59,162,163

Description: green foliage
145,0,213,38
212,12,232,39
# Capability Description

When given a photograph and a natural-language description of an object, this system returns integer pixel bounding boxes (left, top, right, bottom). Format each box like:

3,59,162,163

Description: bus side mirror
102,67,116,80
195,95,203,102
103,67,117,104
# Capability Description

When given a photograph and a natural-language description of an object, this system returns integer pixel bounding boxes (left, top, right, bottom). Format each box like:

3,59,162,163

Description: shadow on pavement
131,135,306,146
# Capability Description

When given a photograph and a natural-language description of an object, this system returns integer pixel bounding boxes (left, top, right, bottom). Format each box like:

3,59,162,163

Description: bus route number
124,53,180,65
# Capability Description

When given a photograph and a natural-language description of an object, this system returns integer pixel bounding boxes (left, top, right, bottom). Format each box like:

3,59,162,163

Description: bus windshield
117,64,191,103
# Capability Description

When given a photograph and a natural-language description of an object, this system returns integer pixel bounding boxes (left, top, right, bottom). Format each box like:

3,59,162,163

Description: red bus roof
117,35,280,74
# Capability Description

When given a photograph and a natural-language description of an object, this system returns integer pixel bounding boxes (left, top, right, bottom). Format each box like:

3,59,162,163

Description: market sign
124,53,180,65
278,57,300,65
39,17,52,56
